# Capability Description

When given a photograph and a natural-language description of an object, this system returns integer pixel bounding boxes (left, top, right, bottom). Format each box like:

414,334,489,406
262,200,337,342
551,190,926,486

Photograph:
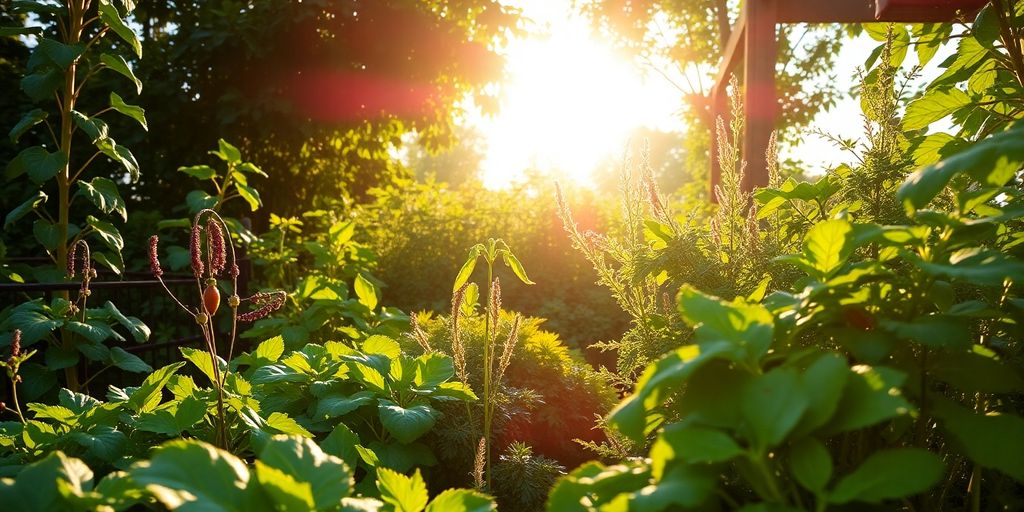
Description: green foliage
0,434,494,511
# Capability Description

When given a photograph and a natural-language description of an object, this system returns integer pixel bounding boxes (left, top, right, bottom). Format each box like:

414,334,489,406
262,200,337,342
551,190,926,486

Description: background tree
577,0,845,193
126,0,520,224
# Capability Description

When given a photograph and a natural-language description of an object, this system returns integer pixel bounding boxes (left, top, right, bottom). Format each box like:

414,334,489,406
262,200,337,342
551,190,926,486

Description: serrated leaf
904,87,971,131
265,412,313,438
354,273,378,310
378,400,437,444
109,92,147,131
425,489,496,512
377,467,428,512
99,53,141,94
257,435,353,510
130,440,252,510
77,177,126,221
127,362,185,413
9,108,47,143
413,352,454,388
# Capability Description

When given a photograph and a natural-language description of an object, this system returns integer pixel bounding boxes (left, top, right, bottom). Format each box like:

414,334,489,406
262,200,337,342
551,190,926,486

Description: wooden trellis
709,0,987,197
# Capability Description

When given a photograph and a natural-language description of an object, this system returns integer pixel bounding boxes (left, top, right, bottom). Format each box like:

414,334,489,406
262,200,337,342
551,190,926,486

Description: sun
473,10,681,189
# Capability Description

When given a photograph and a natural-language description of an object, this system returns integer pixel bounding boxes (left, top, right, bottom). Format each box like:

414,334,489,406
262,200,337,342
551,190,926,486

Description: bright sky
470,0,954,189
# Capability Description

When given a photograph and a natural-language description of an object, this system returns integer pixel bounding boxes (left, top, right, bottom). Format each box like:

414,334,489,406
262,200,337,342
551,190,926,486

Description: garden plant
1,0,1023,511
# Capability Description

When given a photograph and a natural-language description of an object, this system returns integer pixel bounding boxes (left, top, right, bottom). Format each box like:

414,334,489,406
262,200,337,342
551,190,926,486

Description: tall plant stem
482,263,494,490
58,0,85,392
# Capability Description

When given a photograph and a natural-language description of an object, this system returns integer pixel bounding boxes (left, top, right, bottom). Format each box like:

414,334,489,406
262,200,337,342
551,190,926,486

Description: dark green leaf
650,423,741,478
934,398,1024,481
178,165,216,180
130,440,252,510
828,449,943,504
108,92,147,131
27,38,83,71
822,366,912,435
4,191,47,230
109,347,151,373
99,53,141,94
257,435,352,510
86,215,123,252
789,438,832,492
378,400,438,444
6,145,66,184
103,301,149,342
741,368,808,449
77,177,126,221
71,110,109,143
20,69,62,101
9,108,47,143
98,1,141,57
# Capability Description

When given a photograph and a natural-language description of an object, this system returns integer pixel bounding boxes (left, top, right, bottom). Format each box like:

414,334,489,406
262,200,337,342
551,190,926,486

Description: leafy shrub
410,311,616,469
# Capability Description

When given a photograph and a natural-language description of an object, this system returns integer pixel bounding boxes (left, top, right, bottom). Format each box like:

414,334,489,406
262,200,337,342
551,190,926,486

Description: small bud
195,313,209,324
228,295,240,308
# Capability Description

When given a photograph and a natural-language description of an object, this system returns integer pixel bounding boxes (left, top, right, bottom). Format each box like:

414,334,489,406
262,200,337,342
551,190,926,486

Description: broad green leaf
77,177,127,222
95,137,140,181
108,347,151,373
127,362,186,413
186,190,217,214
135,395,207,436
822,366,912,435
898,123,1024,212
793,353,848,436
236,182,261,211
4,191,47,230
254,462,314,510
103,301,150,342
177,165,216,180
99,53,141,94
0,451,93,511
9,108,47,143
930,350,1024,393
608,340,737,443
501,250,535,285
98,1,141,57
802,219,855,279
27,38,83,71
828,448,943,504
179,347,226,386
881,315,972,349
677,286,772,361
910,133,968,167
257,435,352,510
20,69,62,101
452,247,480,292
904,87,971,131
70,425,126,462
362,335,401,359
908,248,1024,287
237,162,267,176
354,273,378,310
215,139,242,163
130,440,251,510
91,250,124,275
413,352,454,388
376,467,428,512
624,465,715,510
109,92,147,131
6,145,66,184
425,489,496,512
71,110,109,142
65,320,116,344
741,368,808,450
254,336,285,363
378,400,438,444
789,438,832,492
86,215,123,253
650,423,741,479
266,412,313,438
933,398,1024,481
8,302,63,344
33,219,61,251
321,423,361,464
431,381,478,401
315,391,375,420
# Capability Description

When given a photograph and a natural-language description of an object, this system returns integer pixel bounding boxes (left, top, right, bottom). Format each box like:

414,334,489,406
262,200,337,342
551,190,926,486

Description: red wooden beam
742,0,778,193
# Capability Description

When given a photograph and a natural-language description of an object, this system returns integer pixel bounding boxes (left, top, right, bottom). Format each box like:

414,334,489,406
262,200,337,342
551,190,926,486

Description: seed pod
203,280,221,316
195,313,209,325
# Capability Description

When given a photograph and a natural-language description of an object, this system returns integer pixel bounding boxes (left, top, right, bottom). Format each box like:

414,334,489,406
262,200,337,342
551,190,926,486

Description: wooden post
742,0,778,193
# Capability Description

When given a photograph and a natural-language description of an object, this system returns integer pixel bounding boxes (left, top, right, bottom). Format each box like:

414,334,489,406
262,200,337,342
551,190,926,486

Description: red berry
203,283,221,316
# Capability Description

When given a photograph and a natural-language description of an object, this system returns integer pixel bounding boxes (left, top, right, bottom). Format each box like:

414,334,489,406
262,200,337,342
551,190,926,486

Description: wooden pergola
709,0,987,196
